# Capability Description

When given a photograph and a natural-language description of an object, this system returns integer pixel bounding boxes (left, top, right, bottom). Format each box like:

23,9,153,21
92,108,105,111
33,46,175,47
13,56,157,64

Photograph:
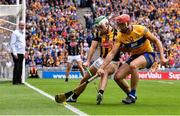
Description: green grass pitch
0,78,180,115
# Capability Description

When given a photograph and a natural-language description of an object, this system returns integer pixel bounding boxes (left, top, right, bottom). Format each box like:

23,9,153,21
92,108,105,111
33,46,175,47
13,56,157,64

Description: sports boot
96,92,103,105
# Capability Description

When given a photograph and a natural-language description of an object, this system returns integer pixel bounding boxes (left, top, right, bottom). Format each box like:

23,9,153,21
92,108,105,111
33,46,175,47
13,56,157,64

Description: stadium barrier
41,71,180,80
136,71,180,80
26,67,180,80
42,71,82,79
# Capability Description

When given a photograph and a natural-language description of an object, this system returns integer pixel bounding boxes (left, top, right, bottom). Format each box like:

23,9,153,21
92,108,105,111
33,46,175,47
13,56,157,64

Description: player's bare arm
83,40,98,67
80,42,84,57
145,29,167,65
97,44,119,76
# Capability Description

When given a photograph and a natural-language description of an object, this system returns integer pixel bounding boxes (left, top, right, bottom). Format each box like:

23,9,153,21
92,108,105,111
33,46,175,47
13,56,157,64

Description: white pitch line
157,81,174,85
24,82,88,116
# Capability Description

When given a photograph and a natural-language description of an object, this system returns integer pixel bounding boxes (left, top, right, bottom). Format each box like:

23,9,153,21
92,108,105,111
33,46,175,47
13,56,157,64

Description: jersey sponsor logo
130,42,138,48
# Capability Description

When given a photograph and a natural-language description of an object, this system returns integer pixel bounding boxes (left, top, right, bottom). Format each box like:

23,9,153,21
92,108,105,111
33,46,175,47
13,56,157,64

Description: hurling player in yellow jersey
64,16,124,104
97,14,167,104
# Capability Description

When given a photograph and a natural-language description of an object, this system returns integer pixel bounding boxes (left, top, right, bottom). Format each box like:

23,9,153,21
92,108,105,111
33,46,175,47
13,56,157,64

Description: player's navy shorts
126,52,155,69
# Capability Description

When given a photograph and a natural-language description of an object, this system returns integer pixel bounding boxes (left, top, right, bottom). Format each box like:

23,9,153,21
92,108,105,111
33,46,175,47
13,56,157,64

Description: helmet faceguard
115,14,131,33
93,16,109,33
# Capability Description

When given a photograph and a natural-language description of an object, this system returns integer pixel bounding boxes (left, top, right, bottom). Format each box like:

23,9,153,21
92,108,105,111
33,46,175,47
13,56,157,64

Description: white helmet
93,16,109,27
93,16,110,33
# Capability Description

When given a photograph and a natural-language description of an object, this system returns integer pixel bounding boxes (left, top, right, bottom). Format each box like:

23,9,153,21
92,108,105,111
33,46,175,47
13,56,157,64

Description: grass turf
0,81,74,115
1,79,180,115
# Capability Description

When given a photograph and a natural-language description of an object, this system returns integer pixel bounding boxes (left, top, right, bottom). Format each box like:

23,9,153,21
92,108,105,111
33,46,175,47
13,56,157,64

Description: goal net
0,1,26,82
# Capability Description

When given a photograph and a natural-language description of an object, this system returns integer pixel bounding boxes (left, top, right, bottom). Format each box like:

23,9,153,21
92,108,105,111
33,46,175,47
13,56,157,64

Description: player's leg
99,63,117,92
122,53,155,104
65,56,73,82
67,57,103,102
96,62,118,104
96,70,107,105
114,63,131,95
76,55,85,77
129,55,146,93
77,61,85,77
121,55,146,104
122,55,146,104
66,65,97,102
65,62,72,82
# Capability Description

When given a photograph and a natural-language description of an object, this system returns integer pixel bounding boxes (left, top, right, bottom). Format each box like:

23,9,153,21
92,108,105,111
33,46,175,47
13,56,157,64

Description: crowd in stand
0,0,179,69
25,0,92,69
89,0,179,68
0,0,15,4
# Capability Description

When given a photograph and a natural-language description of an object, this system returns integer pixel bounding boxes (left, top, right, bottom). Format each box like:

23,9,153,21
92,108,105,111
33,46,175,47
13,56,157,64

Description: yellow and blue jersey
116,25,154,55
116,25,156,68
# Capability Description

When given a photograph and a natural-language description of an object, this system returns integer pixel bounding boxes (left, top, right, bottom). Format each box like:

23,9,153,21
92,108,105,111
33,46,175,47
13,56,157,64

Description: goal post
0,5,23,17
0,0,26,82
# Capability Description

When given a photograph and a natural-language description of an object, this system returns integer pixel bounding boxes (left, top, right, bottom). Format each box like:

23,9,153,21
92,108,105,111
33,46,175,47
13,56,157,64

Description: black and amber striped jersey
94,29,120,61
65,38,82,55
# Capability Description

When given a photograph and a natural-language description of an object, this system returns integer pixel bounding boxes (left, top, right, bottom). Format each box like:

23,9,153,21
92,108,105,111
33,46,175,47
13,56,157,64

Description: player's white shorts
92,57,119,69
92,57,104,69
67,55,82,63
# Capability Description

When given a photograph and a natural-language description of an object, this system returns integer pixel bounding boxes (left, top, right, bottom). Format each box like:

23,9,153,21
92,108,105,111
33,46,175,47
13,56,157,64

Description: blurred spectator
84,11,93,30
0,0,16,5
25,0,179,69
64,29,84,82
91,0,179,69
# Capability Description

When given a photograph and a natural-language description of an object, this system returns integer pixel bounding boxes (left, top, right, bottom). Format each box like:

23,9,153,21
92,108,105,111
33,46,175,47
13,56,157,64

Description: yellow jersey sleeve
144,27,153,38
135,25,148,36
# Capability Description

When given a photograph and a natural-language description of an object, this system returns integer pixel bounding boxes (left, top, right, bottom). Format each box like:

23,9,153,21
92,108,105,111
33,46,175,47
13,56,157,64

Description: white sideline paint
24,82,88,116
157,81,174,85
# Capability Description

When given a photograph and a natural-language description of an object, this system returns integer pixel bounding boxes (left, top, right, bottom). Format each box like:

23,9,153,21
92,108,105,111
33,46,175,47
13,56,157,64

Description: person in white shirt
10,21,26,85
